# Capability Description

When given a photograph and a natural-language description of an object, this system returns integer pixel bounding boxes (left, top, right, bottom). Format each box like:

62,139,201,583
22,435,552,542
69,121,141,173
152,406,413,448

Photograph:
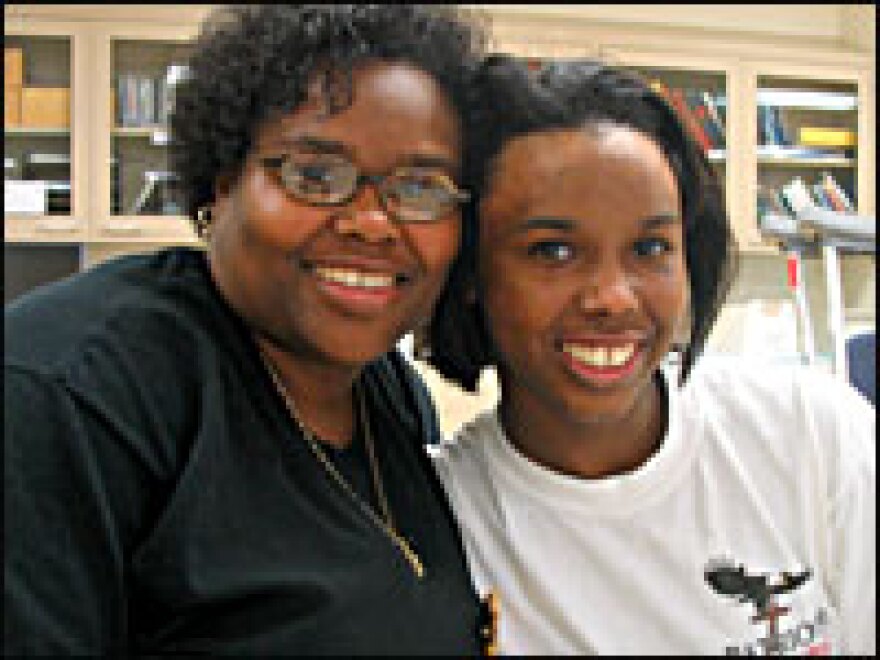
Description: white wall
475,4,873,50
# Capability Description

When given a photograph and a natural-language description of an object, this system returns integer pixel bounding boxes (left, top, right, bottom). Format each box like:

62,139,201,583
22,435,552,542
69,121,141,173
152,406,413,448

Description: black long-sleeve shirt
4,247,481,655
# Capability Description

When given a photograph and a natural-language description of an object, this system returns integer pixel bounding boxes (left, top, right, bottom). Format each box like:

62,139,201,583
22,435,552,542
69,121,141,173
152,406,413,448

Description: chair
846,332,875,405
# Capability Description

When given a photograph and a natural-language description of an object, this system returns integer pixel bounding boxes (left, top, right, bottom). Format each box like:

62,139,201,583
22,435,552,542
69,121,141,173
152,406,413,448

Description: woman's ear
215,171,236,198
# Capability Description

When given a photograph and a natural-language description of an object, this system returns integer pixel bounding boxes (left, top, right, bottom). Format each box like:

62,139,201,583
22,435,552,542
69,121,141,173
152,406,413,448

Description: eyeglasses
260,153,470,223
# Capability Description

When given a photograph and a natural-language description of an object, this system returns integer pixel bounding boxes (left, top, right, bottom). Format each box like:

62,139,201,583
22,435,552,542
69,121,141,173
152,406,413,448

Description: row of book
758,172,855,221
116,64,189,128
758,104,855,159
758,105,793,147
649,80,726,153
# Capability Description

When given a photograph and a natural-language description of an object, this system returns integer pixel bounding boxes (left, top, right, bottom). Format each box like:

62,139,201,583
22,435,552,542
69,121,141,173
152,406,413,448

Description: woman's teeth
562,343,636,368
314,267,395,289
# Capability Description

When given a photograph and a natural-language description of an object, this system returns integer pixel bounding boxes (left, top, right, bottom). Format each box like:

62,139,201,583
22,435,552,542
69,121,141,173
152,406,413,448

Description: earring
195,205,213,241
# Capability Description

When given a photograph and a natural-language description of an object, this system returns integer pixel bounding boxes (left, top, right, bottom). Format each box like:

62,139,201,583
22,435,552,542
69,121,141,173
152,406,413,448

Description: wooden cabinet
91,25,198,243
4,9,205,247
4,25,86,242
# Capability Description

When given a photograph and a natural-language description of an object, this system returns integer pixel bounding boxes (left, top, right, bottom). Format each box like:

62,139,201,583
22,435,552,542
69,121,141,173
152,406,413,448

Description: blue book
772,107,792,146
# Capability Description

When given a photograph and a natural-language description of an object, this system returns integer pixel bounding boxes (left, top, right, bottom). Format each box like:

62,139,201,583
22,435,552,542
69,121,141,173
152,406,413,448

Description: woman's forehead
480,126,679,222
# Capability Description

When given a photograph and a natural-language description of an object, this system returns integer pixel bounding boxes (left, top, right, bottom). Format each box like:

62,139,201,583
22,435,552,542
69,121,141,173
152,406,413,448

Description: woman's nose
333,183,400,243
577,263,640,316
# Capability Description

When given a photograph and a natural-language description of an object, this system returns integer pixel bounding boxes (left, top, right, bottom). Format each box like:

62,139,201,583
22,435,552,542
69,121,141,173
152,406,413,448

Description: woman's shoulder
685,357,870,414
364,351,445,446
429,408,500,475
681,357,874,466
5,248,220,377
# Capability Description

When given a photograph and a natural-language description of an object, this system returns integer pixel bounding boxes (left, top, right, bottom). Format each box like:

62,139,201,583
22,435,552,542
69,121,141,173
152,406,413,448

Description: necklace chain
259,349,425,579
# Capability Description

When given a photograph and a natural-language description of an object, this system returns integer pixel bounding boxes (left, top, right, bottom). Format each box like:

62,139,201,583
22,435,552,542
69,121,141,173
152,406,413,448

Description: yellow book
799,127,856,147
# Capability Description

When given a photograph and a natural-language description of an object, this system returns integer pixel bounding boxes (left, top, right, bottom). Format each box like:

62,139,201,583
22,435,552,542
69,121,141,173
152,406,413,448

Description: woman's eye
633,237,673,257
296,163,342,188
526,241,574,262
280,154,353,193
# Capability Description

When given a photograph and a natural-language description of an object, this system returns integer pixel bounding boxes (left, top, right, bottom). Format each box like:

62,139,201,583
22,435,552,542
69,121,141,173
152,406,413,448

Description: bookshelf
754,77,859,233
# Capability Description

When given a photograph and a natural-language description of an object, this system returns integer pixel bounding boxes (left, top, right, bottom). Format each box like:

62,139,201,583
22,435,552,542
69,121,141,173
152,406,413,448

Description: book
702,91,726,148
820,172,854,212
799,127,856,148
760,106,791,146
138,77,155,126
774,107,793,146
776,189,795,216
667,86,713,153
118,74,139,127
811,183,833,210
685,88,721,148
758,105,775,145
780,177,816,215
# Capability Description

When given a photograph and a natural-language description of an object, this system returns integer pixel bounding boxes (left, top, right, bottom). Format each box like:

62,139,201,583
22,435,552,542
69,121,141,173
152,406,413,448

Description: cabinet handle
102,224,144,236
35,219,79,232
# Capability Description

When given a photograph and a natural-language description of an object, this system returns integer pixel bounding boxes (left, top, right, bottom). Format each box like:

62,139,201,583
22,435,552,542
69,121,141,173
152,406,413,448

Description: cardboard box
5,85,21,127
20,87,70,128
5,48,24,87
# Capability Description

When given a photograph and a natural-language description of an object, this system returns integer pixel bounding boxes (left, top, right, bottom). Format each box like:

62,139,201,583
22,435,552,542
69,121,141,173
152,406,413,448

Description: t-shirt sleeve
4,366,138,654
810,375,876,655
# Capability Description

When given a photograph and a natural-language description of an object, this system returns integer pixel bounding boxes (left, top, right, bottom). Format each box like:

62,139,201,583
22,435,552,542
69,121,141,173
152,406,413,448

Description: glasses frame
259,153,470,224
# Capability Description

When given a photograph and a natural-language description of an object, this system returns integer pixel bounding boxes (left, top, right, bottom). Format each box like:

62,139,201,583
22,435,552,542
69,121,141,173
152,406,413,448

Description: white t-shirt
431,362,875,655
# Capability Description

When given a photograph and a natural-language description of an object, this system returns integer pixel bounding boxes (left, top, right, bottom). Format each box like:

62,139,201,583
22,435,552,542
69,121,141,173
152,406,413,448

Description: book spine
773,107,792,146
819,177,845,212
138,77,155,126
775,189,794,216
155,76,170,126
669,87,713,153
758,105,773,145
702,91,726,148
119,75,136,127
821,173,854,212
799,127,857,148
687,89,719,148
811,183,832,210
781,177,816,215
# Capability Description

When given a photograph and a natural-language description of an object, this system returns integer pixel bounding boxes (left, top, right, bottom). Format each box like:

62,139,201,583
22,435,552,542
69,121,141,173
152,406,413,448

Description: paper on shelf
5,180,47,214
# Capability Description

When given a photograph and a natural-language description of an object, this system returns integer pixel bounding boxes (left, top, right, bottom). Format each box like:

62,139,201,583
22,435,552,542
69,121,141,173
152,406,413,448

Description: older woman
5,5,488,654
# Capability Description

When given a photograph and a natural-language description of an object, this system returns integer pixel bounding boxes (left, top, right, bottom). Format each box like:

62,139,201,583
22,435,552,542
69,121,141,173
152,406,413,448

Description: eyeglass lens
274,153,466,222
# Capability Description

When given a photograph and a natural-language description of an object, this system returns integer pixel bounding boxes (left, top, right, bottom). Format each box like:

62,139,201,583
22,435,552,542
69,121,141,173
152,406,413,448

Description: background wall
475,4,876,52
7,4,876,54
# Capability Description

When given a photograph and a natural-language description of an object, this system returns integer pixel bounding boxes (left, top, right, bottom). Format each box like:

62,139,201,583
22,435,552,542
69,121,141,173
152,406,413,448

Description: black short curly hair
169,4,488,234
427,55,739,390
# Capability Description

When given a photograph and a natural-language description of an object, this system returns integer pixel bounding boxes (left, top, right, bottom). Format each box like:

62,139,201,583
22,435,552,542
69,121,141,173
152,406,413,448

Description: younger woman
428,57,875,655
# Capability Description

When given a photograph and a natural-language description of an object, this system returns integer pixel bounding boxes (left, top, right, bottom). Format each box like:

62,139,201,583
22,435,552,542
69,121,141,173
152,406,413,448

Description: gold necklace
259,350,425,579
